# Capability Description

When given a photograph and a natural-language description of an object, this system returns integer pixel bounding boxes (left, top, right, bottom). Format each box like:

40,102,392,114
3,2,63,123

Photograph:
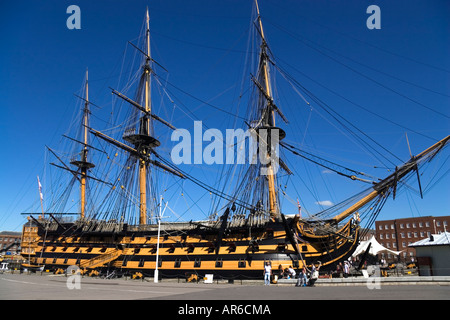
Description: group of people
263,262,321,287
277,265,297,280
334,260,351,278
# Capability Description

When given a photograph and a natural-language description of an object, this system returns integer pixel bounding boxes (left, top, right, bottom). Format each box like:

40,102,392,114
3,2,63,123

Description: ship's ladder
79,248,123,269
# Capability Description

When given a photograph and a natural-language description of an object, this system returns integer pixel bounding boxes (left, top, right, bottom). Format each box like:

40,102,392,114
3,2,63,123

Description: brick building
375,216,449,263
0,231,21,255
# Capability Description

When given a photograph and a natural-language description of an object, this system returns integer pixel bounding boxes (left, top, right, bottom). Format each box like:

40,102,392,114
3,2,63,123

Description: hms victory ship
20,2,449,281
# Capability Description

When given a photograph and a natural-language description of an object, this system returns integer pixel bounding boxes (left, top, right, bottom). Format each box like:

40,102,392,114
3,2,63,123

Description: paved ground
1,273,449,301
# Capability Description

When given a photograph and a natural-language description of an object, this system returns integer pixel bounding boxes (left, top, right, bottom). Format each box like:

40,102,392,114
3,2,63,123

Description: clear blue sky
0,0,449,231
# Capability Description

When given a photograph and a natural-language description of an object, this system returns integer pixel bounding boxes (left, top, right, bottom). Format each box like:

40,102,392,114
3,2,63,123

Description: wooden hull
21,217,359,279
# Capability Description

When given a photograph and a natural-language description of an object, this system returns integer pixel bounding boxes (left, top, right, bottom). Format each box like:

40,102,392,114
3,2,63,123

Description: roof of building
409,232,450,247
0,231,21,237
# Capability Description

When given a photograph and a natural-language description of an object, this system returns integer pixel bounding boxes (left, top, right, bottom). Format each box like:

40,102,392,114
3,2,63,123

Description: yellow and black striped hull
21,217,359,279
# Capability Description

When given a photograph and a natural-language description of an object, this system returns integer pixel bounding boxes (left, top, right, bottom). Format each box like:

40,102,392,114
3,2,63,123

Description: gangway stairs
79,248,123,269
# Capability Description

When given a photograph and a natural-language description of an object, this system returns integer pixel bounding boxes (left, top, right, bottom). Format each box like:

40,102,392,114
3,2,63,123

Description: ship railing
122,128,136,139
77,219,124,233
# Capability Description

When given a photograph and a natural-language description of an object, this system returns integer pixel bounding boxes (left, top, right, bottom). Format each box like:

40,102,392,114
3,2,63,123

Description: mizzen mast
70,69,95,219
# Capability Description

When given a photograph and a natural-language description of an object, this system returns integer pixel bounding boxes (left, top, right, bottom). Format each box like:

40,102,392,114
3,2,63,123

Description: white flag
37,176,43,201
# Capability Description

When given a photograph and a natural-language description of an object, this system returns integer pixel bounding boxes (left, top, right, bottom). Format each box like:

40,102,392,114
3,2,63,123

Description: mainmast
90,9,183,225
120,8,161,225
139,8,152,225
71,69,95,219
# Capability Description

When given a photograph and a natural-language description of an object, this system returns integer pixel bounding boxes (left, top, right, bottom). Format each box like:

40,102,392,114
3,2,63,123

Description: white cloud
316,200,334,207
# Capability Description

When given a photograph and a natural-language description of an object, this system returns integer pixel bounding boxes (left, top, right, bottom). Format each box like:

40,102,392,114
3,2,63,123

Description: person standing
343,261,350,278
308,262,321,287
264,262,272,285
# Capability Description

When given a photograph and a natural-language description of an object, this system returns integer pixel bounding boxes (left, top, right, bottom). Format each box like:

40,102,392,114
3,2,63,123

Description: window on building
401,233,405,238
406,223,410,228
380,234,383,239
426,222,430,227
400,224,404,229
391,224,394,229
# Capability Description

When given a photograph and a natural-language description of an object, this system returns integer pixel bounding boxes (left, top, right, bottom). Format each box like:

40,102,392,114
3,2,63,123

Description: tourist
263,262,272,285
343,261,350,278
308,262,321,287
296,267,307,287
277,264,284,279
288,266,296,279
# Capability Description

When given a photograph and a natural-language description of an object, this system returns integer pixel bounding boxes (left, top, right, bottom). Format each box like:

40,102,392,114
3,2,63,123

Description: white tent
352,235,402,257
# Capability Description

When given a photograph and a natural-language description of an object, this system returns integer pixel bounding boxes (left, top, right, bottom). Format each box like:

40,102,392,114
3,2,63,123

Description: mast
139,8,151,225
255,0,281,220
81,70,89,219
71,69,95,219
120,8,161,225
90,9,182,225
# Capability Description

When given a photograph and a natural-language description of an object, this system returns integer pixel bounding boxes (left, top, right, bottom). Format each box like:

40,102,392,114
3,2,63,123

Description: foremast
254,0,286,221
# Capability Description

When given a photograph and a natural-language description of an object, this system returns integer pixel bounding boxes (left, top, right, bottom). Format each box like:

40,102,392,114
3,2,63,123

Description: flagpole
297,198,302,219
37,176,44,218
154,195,168,283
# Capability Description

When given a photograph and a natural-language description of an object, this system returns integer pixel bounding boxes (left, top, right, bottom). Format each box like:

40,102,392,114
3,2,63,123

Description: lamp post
154,195,168,283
